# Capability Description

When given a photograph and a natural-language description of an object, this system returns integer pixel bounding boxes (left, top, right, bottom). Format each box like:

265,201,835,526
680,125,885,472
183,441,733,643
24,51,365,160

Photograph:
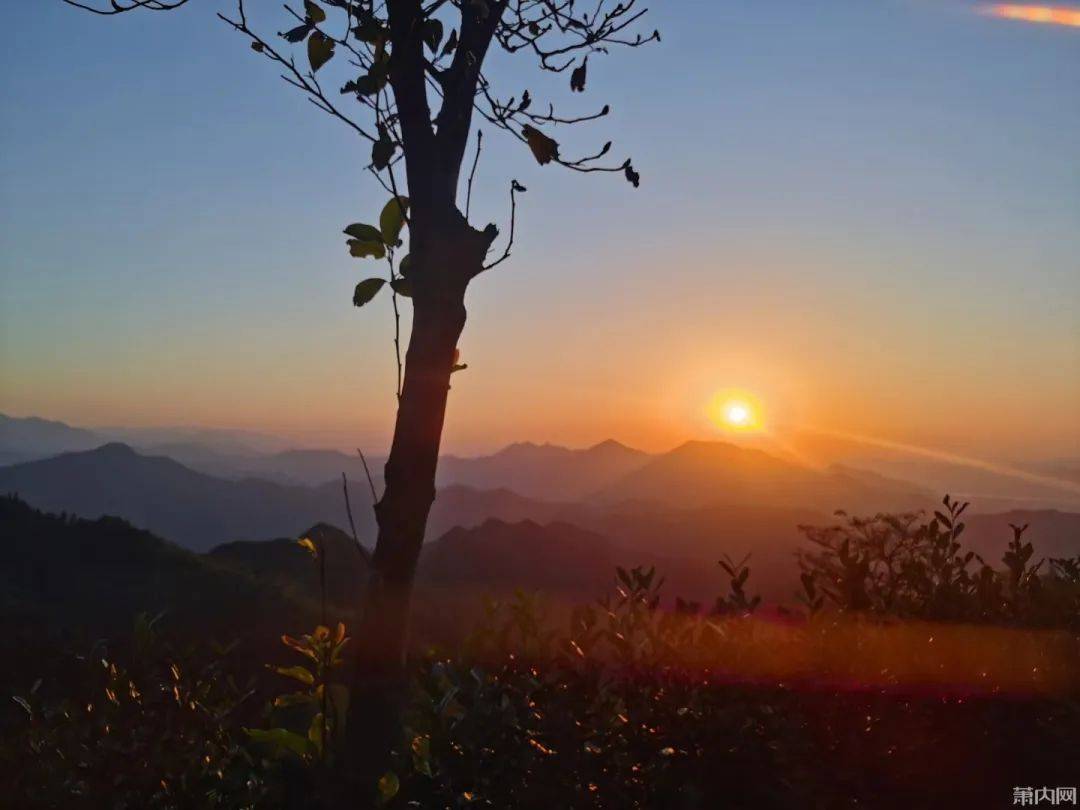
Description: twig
465,129,483,220
374,86,406,401
62,0,188,13
217,0,377,142
356,448,379,507
483,179,523,271
385,251,403,401
342,472,361,547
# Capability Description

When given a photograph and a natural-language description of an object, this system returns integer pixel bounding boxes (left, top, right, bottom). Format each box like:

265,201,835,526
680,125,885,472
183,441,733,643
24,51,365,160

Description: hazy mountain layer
596,440,932,513
0,444,566,552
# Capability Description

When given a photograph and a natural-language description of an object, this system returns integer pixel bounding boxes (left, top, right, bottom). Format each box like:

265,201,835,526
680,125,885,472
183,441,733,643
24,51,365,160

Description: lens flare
801,426,1080,496
984,4,1080,27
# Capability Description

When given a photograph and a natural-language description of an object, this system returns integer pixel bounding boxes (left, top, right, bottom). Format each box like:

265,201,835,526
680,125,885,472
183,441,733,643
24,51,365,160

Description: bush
2,618,273,808
4,499,1078,808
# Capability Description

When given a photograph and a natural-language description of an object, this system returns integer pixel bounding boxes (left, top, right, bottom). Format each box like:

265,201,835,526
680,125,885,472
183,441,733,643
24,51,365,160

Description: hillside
0,443,351,552
597,440,931,513
420,519,616,597
208,522,371,609
0,414,103,466
418,518,741,607
964,510,1080,560
0,443,569,551
0,496,314,654
438,439,652,501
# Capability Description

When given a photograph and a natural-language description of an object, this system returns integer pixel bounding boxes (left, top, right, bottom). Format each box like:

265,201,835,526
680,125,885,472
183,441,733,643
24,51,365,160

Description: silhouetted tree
64,0,658,791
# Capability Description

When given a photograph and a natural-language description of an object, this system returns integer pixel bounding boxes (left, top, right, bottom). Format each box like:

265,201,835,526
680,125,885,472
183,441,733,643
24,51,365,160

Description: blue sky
1,0,1077,457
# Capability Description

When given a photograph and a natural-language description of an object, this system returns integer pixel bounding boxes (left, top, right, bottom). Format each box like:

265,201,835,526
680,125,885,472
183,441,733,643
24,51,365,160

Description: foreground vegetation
3,497,1078,808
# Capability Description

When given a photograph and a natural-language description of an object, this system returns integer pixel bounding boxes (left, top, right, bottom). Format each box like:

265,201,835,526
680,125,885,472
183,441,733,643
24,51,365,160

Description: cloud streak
983,4,1080,27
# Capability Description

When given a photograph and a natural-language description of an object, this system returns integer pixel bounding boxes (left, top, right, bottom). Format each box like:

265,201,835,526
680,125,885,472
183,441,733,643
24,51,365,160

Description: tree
64,0,658,791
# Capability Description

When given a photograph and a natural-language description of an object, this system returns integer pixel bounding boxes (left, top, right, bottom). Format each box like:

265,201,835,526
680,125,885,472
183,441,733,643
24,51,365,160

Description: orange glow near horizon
802,425,1080,496
984,4,1080,27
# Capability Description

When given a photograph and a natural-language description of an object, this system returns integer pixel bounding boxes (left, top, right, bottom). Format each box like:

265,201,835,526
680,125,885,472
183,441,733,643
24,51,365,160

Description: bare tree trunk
344,218,489,798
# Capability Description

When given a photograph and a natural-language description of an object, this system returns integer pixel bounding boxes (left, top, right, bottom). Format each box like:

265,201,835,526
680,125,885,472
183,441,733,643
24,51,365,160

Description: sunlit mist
802,426,1080,495
983,4,1080,27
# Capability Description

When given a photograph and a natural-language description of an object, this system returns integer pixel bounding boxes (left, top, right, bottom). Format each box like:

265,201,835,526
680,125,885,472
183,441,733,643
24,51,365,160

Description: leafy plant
3,628,270,808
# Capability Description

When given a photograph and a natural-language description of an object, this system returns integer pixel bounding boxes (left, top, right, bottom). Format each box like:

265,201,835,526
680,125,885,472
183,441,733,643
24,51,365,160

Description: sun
709,391,764,433
725,402,751,426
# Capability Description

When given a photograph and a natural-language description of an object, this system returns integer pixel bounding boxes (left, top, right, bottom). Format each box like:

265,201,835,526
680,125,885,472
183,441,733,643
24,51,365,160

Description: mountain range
0,443,575,552
0,436,930,552
1,413,1077,604
6,414,1079,510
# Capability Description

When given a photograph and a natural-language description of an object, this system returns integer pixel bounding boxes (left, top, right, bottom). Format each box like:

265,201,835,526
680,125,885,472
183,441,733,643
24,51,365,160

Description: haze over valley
3,413,1077,608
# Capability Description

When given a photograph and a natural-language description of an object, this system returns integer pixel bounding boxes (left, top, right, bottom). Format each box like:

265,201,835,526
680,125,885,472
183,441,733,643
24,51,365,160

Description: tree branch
481,178,524,272
62,0,189,14
218,0,377,142
465,129,482,220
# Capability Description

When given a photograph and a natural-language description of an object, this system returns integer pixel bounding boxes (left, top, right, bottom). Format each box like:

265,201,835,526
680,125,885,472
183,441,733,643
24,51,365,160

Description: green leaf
308,712,325,754
344,223,384,243
570,58,587,92
422,18,444,52
353,278,386,307
304,0,326,23
352,16,385,44
522,125,559,165
273,690,316,708
377,771,400,805
348,239,386,259
353,68,388,96
372,134,396,170
244,727,315,759
398,253,412,278
272,665,315,685
282,23,312,43
379,196,410,245
281,634,318,661
308,31,334,72
390,277,413,297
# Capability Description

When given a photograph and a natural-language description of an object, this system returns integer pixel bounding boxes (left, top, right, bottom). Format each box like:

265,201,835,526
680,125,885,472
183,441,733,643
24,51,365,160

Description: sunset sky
1,1,1077,459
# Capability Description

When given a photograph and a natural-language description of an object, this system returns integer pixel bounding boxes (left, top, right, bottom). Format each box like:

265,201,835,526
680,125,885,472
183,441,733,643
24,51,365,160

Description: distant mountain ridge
438,439,651,500
6,413,1077,512
0,443,567,552
0,414,103,465
208,522,371,609
1,415,656,497
596,440,931,513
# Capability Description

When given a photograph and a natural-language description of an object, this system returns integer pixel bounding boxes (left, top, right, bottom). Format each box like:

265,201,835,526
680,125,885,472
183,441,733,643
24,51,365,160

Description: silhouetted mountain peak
596,438,931,513
586,439,645,457
660,440,792,472
301,521,373,562
493,441,568,459
0,414,104,465
92,441,139,458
